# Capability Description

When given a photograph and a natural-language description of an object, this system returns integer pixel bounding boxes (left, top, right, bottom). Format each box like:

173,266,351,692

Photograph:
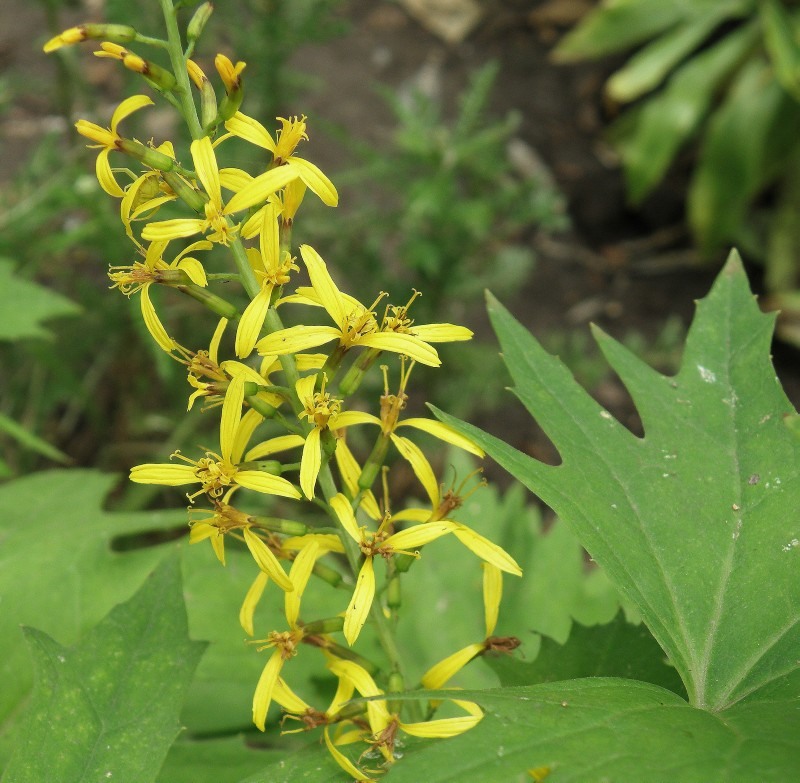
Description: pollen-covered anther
170,449,237,501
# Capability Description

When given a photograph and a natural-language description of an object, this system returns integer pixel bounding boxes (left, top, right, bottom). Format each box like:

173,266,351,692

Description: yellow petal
284,538,319,627
411,323,473,342
142,218,204,242
390,434,440,507
282,533,344,553
359,332,441,367
323,726,372,781
225,112,276,152
343,557,375,645
400,711,482,738
300,427,322,500
236,470,302,499
453,524,522,576
386,521,455,551
231,407,264,465
294,373,317,408
483,563,503,637
421,643,484,689
223,166,299,215
286,157,338,206
397,418,484,457
220,374,245,463
235,283,273,358
110,94,154,130
329,493,362,543
328,659,391,733
176,257,208,287
243,527,294,591
95,148,124,197
256,324,340,356
333,440,381,521
273,677,312,714
190,136,222,207
260,199,281,271
219,166,254,192
220,359,266,385
240,570,269,636
333,411,381,429
300,245,348,328
245,434,304,461
252,648,284,731
140,285,176,353
129,463,197,485
209,317,228,364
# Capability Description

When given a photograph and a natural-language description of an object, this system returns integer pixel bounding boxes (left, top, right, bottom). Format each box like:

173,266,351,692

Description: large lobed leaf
437,252,799,712
0,470,181,764
2,556,205,782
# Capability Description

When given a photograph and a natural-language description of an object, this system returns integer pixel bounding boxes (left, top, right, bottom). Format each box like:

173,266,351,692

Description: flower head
223,112,338,210
75,94,153,196
108,238,210,352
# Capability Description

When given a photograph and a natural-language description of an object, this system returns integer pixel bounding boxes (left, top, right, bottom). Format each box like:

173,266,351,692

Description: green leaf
761,0,800,101
605,5,742,102
554,0,695,62
610,19,758,202
0,259,80,341
0,411,70,464
383,680,800,782
394,463,627,688
0,470,182,764
158,736,280,783
488,613,686,697
435,252,800,712
3,556,205,782
688,59,800,252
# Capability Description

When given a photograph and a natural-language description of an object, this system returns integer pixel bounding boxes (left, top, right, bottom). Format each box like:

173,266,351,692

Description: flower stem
159,0,203,140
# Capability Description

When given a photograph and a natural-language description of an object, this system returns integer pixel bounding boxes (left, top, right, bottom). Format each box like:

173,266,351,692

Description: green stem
159,0,203,139
229,236,260,299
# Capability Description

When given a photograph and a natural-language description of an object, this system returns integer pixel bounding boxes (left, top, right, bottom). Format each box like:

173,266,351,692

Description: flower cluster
46,6,521,779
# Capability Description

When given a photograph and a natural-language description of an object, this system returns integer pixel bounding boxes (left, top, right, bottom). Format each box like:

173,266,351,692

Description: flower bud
44,23,136,53
187,2,214,44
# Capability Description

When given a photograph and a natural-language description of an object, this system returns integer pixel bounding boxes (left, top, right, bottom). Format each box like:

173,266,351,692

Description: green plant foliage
556,0,800,308
157,736,279,783
3,556,205,783
0,470,182,764
0,258,80,341
395,460,627,687
488,613,685,696
386,680,800,782
311,61,567,318
425,251,800,780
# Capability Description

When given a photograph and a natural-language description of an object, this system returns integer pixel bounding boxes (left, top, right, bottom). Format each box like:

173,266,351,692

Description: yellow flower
141,136,296,246
334,361,484,506
235,200,299,358
75,94,154,197
108,239,210,352
130,374,301,502
223,112,338,210
329,659,483,766
215,53,246,93
256,245,441,366
380,289,473,345
250,544,319,730
330,494,454,644
295,373,343,499
119,141,178,241
421,563,520,689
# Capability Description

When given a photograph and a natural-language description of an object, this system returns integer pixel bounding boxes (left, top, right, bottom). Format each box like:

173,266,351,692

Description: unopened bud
187,2,214,43
44,23,136,53
95,43,177,91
